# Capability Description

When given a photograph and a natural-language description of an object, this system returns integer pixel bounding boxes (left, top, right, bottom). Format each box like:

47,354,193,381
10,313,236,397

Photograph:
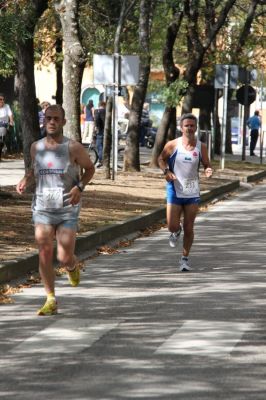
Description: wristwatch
163,167,170,175
76,182,85,192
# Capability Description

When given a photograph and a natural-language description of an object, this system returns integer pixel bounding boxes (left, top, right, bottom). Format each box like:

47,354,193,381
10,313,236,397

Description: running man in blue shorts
16,105,95,315
158,113,212,272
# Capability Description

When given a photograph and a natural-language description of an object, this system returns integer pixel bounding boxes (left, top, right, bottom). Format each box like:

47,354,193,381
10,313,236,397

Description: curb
245,170,266,183
0,176,253,284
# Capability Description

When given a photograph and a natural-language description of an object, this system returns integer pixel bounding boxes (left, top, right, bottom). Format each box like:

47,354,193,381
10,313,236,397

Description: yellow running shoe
67,266,80,287
37,297,57,316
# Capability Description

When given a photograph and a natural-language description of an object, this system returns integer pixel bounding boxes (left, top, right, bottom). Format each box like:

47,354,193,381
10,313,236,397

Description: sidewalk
0,158,25,186
1,154,266,284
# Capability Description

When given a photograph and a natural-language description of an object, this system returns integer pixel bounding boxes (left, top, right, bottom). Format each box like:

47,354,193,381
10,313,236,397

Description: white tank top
168,137,201,198
32,137,80,211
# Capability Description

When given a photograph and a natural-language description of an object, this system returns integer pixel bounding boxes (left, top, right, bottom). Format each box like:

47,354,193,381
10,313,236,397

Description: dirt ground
0,158,264,263
0,165,167,262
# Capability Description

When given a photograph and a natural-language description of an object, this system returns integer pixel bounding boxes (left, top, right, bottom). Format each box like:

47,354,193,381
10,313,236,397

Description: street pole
111,53,120,180
241,69,249,161
212,89,218,160
220,65,229,170
259,71,264,164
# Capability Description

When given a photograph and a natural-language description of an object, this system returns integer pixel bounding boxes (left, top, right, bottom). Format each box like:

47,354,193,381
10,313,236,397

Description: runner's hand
69,186,82,205
205,167,213,178
165,171,177,182
16,179,27,194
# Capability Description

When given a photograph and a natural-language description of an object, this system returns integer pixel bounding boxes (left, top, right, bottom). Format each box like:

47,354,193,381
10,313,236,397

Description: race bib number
182,179,199,195
43,188,63,209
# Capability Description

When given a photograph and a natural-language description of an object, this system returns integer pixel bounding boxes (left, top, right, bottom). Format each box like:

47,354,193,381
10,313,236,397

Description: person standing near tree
16,104,95,316
38,101,51,138
139,102,150,147
0,93,14,160
247,110,261,156
158,113,212,272
82,99,95,144
94,101,106,168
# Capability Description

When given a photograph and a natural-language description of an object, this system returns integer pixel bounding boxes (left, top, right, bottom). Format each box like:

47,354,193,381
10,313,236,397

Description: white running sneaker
179,256,191,272
169,226,182,248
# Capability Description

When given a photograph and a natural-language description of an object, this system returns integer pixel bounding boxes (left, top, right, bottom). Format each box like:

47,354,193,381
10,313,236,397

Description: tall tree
150,5,183,167
123,0,154,171
181,0,237,113
54,0,86,140
16,0,48,169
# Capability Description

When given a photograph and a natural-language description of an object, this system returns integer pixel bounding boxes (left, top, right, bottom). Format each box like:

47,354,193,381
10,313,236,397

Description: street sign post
220,66,230,170
215,65,236,169
93,54,139,179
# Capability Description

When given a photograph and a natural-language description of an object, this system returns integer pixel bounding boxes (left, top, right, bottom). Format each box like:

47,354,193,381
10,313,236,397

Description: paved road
1,182,266,399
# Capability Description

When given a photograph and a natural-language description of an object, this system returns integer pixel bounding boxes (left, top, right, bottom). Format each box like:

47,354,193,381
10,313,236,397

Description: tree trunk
167,107,177,141
123,86,143,171
123,0,153,171
17,38,40,170
181,0,237,114
149,8,183,168
150,106,175,166
181,84,197,114
54,0,86,141
16,0,48,170
55,37,63,105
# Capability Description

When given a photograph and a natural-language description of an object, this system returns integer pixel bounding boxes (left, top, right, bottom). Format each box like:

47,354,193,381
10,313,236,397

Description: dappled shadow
1,182,266,399
1,227,266,398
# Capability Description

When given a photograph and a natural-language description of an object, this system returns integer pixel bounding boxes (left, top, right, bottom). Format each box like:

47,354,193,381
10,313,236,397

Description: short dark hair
255,110,259,116
45,104,65,119
180,113,198,126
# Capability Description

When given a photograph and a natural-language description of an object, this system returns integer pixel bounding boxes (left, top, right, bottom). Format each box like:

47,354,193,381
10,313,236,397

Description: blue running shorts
166,182,200,206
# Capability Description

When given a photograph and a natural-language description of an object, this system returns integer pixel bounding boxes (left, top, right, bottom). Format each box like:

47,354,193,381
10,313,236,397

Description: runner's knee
168,220,181,232
57,251,75,267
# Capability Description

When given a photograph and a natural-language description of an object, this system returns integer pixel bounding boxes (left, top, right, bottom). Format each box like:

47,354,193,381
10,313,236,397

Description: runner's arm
68,141,95,205
16,143,36,194
201,143,212,178
158,141,177,182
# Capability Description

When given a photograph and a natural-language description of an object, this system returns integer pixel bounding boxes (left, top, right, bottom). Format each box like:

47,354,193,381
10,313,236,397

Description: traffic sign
214,65,238,89
236,85,256,105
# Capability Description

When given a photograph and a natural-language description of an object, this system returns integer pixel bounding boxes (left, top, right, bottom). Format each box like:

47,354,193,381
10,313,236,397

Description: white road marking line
155,320,253,358
11,319,119,354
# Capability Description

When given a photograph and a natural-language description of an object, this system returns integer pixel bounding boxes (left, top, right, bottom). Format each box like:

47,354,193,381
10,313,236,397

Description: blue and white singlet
167,137,202,199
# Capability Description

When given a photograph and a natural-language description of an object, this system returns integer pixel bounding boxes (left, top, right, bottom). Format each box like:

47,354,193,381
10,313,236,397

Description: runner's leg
182,203,199,257
56,225,80,286
167,203,182,233
56,225,77,269
35,223,56,295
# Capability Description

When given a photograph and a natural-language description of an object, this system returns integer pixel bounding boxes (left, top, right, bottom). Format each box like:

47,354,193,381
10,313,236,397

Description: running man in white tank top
16,105,95,315
158,114,212,272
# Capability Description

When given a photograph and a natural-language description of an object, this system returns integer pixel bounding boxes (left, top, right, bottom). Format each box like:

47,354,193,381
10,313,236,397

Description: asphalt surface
1,176,266,399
